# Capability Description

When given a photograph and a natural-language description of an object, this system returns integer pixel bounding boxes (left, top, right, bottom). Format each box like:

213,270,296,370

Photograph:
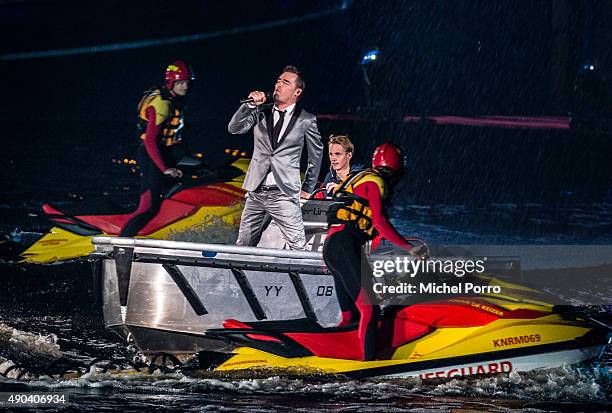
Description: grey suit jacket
228,103,323,199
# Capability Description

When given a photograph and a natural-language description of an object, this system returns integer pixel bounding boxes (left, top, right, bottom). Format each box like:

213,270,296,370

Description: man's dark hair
282,65,305,92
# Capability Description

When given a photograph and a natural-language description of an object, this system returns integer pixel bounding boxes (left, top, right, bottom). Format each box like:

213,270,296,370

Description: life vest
137,88,184,147
327,169,387,239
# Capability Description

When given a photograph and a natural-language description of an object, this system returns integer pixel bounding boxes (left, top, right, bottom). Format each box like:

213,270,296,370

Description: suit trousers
236,189,306,250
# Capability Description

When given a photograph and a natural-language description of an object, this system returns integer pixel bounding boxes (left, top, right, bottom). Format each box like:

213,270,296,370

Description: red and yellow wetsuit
323,169,418,361
119,88,185,237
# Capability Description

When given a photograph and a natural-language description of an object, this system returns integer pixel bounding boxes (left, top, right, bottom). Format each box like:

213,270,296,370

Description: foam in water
0,323,61,359
2,363,608,404
0,323,62,379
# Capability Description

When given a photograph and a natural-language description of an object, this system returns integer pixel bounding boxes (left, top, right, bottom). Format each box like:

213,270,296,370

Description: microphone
240,92,274,104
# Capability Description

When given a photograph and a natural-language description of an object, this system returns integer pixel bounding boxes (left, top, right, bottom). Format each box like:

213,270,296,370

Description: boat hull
94,200,336,356
198,343,607,379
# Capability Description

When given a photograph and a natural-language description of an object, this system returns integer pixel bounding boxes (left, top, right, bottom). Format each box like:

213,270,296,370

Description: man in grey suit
228,65,323,250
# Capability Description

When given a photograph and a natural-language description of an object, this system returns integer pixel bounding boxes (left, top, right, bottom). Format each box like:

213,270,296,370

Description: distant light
225,148,231,154
195,153,203,158
123,158,129,164
360,48,380,65
589,65,594,70
240,152,247,157
232,150,239,156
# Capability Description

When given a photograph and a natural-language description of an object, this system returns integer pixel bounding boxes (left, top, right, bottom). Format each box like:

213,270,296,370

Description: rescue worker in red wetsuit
323,142,428,361
120,61,194,237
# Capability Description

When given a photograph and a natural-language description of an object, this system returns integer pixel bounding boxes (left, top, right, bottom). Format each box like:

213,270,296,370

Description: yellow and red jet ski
197,288,610,379
19,158,248,263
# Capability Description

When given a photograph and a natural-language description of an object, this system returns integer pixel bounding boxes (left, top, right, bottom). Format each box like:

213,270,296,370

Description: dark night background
1,0,611,203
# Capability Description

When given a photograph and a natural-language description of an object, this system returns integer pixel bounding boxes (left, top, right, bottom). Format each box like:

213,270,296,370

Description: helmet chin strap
374,166,399,176
374,167,403,190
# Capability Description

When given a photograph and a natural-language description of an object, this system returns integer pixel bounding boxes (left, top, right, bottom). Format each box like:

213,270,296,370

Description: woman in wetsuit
323,142,427,361
119,61,194,237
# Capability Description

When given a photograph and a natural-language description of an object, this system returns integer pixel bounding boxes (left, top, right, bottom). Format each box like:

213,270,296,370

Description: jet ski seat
221,316,431,360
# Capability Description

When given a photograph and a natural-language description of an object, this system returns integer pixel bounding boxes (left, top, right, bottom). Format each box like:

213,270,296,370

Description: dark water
0,199,611,411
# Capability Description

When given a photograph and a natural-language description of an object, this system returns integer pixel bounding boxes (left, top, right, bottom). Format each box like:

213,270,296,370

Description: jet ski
18,158,249,263
194,281,610,379
91,231,610,379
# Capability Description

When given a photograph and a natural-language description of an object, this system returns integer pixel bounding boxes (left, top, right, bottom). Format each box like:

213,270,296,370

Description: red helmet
164,60,194,89
372,142,404,173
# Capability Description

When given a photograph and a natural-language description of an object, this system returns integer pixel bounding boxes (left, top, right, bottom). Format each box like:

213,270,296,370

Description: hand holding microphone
241,91,274,105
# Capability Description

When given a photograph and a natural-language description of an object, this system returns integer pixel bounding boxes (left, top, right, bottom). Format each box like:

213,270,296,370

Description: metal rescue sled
92,199,610,379
92,199,338,353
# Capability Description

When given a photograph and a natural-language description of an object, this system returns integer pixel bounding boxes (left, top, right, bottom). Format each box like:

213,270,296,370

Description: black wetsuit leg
119,145,169,237
323,229,359,319
323,227,379,360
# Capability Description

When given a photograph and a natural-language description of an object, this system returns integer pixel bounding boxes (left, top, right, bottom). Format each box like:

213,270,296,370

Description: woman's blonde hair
328,134,354,154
